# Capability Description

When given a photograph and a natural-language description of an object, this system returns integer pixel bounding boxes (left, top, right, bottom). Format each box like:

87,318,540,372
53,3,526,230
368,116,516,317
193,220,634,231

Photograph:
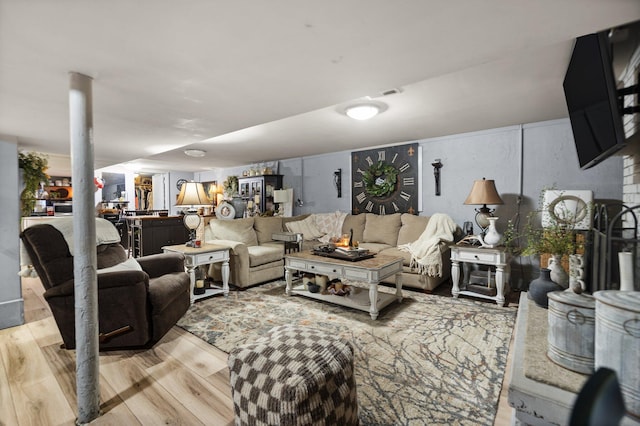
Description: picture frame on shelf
202,181,218,205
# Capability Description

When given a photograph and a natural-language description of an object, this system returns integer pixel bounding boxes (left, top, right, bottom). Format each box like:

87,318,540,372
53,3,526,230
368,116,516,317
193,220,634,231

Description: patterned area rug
177,281,517,425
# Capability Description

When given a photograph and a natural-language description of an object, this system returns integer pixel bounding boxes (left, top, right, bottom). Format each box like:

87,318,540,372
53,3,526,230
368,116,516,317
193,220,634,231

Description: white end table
162,243,230,304
450,245,510,306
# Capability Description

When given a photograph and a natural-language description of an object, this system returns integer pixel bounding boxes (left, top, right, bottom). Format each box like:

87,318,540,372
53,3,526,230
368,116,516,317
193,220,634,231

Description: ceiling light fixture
184,149,206,157
342,100,388,121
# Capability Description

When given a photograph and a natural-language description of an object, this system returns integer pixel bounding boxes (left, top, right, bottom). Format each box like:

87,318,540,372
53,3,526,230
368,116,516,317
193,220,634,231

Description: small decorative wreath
362,161,398,197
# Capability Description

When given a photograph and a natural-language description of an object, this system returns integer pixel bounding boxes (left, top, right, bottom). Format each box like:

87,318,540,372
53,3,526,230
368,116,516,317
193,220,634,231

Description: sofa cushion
210,217,258,247
254,216,284,244
285,215,324,240
363,213,401,246
397,214,430,246
96,243,129,269
341,213,365,243
283,214,310,227
358,242,392,254
379,246,412,266
247,245,284,267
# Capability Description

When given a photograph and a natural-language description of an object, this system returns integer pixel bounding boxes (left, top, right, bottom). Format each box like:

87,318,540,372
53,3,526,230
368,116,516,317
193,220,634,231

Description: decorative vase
231,196,246,218
482,217,502,247
528,268,564,308
548,254,569,288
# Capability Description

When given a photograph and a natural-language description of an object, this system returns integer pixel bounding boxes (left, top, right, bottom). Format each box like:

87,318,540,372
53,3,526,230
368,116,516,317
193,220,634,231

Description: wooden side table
450,245,510,306
162,243,230,304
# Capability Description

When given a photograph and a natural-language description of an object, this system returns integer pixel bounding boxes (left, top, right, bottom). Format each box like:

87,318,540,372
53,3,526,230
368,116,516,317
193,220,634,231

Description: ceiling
2,1,640,176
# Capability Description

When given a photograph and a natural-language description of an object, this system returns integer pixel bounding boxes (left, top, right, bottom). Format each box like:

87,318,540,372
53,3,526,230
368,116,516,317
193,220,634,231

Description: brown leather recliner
20,223,190,350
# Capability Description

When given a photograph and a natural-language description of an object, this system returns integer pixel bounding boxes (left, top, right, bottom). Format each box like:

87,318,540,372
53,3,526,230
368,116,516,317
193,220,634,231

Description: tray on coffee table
312,248,375,262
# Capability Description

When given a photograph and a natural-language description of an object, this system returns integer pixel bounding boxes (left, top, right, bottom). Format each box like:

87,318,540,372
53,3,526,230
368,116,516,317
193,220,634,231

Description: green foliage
521,220,575,257
363,161,398,197
510,187,578,257
502,219,523,255
18,152,49,217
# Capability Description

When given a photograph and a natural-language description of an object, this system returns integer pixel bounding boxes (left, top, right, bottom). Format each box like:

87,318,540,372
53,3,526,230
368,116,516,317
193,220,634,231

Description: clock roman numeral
353,180,363,188
399,162,410,172
377,150,385,161
356,168,366,175
399,191,411,202
391,152,398,163
379,205,386,215
356,192,367,204
365,156,373,166
365,201,374,212
392,202,400,212
402,177,415,186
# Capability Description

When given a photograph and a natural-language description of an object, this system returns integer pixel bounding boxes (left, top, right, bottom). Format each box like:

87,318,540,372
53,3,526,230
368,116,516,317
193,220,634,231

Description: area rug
177,281,517,425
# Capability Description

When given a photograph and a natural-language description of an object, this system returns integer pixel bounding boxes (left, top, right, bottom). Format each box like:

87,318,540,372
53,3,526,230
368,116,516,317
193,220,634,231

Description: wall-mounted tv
563,32,627,170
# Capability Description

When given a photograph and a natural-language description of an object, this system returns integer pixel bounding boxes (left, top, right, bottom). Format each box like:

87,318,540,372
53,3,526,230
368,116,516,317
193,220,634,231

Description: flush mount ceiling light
342,100,388,121
184,149,206,157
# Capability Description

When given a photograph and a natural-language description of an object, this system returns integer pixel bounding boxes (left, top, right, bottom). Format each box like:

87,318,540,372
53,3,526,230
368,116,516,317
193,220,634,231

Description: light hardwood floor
1,277,515,425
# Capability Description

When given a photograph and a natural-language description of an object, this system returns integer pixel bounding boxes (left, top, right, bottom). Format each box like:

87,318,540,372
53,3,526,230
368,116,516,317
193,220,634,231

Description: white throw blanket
19,217,121,277
398,213,458,277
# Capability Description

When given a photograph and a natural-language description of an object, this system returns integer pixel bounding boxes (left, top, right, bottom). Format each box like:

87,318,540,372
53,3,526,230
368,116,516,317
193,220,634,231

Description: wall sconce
334,169,342,198
431,159,443,196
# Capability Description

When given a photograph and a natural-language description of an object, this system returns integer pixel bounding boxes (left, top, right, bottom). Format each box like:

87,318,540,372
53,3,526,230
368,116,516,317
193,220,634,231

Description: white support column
69,72,100,423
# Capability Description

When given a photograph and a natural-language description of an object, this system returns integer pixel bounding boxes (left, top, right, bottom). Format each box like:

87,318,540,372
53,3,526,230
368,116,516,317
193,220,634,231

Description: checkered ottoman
228,325,359,426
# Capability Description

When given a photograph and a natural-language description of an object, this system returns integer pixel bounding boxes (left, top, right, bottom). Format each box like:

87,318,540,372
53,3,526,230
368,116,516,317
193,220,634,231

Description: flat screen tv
563,32,626,170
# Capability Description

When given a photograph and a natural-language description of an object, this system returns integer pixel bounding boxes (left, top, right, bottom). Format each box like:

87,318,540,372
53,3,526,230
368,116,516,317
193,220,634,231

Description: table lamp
463,178,504,233
273,189,288,216
175,181,212,247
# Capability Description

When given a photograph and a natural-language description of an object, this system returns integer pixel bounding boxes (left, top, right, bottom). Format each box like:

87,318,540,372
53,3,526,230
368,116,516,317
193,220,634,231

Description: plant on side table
505,188,585,306
18,151,49,217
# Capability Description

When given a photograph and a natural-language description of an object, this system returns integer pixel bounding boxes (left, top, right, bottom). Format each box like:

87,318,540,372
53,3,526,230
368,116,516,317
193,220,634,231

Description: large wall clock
351,143,419,215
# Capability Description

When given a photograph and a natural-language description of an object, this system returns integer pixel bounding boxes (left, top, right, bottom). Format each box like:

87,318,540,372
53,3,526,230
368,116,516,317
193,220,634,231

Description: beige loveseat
204,212,456,291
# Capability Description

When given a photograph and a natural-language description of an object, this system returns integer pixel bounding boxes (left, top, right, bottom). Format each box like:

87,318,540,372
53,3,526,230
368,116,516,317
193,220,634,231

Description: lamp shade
463,178,504,205
273,189,289,203
175,181,212,207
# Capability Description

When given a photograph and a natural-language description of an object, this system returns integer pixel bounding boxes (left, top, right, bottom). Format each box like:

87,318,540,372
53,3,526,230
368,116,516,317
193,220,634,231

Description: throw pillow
341,213,365,243
209,217,258,246
397,214,429,246
254,216,284,244
97,257,143,274
314,211,349,244
362,213,402,246
285,215,324,240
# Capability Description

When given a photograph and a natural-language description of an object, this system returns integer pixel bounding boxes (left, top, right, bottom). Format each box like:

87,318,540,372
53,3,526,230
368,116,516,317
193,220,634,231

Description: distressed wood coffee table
284,251,403,320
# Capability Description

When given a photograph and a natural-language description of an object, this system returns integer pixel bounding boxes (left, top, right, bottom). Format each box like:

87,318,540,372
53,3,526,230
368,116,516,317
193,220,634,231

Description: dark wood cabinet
238,175,283,214
126,216,189,257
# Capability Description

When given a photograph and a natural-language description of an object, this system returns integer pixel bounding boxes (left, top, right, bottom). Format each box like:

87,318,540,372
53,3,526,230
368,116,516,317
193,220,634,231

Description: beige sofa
204,213,456,291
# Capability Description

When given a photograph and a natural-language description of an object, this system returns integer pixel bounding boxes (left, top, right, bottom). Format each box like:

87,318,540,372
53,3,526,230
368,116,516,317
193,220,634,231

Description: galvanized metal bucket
547,291,595,374
594,290,640,419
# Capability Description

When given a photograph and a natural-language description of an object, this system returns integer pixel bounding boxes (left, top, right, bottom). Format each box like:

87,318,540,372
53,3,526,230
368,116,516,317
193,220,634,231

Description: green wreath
362,161,398,197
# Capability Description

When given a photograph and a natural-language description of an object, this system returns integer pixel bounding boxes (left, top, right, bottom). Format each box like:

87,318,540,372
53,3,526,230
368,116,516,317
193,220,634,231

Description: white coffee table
284,251,403,320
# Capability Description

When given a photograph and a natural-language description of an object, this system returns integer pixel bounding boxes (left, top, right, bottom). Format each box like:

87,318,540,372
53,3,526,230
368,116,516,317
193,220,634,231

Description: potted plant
523,188,587,290
18,152,49,217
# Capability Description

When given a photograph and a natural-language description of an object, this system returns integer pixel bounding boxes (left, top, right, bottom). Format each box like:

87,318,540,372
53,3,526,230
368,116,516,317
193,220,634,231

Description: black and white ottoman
228,325,359,426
